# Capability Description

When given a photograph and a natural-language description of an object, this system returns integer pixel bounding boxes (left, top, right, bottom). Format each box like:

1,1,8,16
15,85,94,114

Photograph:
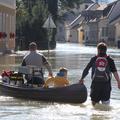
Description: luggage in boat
1,70,24,85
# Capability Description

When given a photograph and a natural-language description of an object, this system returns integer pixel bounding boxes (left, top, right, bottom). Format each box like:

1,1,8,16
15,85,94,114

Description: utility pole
43,15,56,59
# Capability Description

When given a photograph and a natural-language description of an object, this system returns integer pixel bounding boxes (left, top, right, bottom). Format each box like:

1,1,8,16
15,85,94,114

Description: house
68,2,99,43
56,0,94,42
98,2,116,46
82,3,116,45
108,0,120,46
0,0,16,53
69,0,117,46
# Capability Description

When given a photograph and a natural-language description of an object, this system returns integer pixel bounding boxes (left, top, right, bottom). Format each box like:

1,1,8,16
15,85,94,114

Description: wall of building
0,0,16,53
84,22,98,45
115,22,120,42
99,18,115,45
98,18,108,41
68,3,100,44
69,29,78,43
78,26,84,44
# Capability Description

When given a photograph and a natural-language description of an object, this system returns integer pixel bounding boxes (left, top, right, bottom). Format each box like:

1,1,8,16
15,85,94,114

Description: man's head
97,42,107,56
29,42,37,51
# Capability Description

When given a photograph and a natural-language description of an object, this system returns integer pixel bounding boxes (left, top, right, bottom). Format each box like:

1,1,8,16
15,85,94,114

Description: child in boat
44,67,69,88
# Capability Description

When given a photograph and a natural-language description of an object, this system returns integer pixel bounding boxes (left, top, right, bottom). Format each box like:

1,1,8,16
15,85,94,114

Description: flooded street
0,43,120,120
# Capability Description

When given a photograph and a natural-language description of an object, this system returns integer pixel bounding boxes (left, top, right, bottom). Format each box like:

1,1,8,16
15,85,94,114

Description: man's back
24,51,43,67
21,42,53,83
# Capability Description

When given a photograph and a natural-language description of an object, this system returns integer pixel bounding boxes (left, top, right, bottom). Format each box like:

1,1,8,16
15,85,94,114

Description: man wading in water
79,42,120,106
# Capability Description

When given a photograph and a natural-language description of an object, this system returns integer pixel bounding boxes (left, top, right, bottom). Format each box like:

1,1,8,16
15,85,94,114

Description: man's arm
109,57,120,89
79,57,95,84
42,56,53,77
21,59,26,66
113,72,120,89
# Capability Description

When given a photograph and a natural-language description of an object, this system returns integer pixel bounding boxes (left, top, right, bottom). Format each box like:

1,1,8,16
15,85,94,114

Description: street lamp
43,15,56,59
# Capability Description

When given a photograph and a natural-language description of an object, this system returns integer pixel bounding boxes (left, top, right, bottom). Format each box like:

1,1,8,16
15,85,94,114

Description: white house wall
98,18,108,41
108,1,120,45
115,22,120,42
84,22,98,45
0,0,16,52
69,29,78,43
99,18,115,45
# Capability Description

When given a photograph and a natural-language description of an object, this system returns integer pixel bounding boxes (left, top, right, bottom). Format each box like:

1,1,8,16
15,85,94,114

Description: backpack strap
96,54,109,58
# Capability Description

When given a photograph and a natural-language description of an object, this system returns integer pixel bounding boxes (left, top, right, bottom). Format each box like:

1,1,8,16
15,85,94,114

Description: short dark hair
97,42,107,53
29,42,37,50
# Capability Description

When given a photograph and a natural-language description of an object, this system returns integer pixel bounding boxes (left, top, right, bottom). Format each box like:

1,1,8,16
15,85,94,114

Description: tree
46,0,58,49
28,0,49,49
47,0,58,20
16,0,57,50
16,0,29,50
16,0,84,50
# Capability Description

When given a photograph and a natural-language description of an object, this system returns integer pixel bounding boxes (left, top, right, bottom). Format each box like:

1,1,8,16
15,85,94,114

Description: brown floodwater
0,43,120,120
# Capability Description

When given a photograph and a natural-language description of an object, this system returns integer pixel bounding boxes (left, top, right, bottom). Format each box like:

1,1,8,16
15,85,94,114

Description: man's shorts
90,82,111,103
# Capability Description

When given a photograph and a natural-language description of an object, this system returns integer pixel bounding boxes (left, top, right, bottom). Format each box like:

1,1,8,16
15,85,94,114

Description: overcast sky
94,0,117,3
108,0,117,2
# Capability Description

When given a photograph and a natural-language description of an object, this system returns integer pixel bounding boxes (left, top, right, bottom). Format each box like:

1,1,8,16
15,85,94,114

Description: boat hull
0,82,87,103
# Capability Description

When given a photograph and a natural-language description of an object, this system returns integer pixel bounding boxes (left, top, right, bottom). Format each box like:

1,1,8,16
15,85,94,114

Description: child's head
58,67,68,78
59,67,67,73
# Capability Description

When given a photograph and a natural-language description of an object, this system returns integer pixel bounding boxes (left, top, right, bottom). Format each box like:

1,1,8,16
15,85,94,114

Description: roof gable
103,1,117,17
69,3,99,28
109,1,120,24
82,2,115,22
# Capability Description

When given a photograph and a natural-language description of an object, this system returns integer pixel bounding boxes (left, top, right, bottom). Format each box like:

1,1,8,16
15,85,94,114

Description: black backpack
92,55,110,82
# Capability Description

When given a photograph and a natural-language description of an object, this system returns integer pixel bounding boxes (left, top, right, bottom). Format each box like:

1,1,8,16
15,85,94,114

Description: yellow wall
78,28,84,44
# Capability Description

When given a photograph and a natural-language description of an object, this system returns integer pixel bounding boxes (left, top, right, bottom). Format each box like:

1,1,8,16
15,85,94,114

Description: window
101,27,108,37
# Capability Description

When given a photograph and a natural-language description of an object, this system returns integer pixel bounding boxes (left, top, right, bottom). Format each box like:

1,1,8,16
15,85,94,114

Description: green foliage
47,0,58,20
16,0,29,29
16,0,84,50
16,0,57,50
27,0,49,49
31,0,48,25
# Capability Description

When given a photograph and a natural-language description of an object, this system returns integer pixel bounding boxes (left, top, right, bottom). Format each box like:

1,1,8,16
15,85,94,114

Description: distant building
0,0,16,53
56,0,94,42
82,1,116,46
68,2,99,43
68,0,118,46
109,0,120,46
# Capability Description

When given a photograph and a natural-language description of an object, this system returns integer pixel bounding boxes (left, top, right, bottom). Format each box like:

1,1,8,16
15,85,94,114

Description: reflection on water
0,55,15,73
0,43,120,120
